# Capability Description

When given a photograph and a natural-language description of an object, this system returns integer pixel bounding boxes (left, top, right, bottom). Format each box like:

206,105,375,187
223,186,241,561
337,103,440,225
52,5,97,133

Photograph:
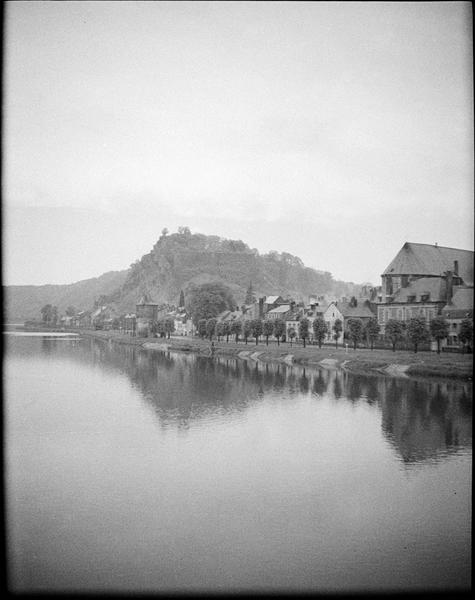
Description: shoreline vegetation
17,325,472,382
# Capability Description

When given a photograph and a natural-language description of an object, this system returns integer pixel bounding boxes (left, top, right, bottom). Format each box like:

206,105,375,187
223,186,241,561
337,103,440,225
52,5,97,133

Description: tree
161,227,168,237
41,304,53,325
430,317,449,354
179,290,185,308
273,319,285,346
243,320,252,344
215,321,225,341
65,305,77,317
245,281,256,305
458,318,473,353
197,319,207,339
187,282,235,326
288,327,296,347
223,321,231,343
299,318,310,348
312,317,328,348
178,226,191,235
230,320,242,343
347,318,364,350
155,319,167,338
406,317,429,353
250,319,263,345
206,318,217,341
385,319,405,352
263,320,274,345
164,317,175,339
365,317,380,350
332,319,342,349
40,304,58,326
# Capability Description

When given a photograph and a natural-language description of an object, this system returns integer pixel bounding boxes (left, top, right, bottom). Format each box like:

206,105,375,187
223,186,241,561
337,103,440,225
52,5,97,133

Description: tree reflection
380,377,472,464
9,336,472,460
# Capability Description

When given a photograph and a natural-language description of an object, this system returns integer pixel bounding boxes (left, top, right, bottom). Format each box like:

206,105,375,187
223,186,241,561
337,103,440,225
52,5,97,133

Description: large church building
377,242,473,337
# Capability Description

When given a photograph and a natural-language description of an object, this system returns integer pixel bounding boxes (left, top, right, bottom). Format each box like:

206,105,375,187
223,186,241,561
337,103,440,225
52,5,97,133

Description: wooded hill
4,230,363,322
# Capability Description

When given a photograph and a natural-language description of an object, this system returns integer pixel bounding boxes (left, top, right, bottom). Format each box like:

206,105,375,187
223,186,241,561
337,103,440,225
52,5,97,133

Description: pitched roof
443,287,474,313
267,304,291,314
382,242,473,284
392,277,446,303
264,295,282,305
337,303,375,319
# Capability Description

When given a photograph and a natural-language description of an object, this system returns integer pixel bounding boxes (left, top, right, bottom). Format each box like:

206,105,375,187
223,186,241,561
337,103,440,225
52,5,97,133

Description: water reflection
6,336,472,466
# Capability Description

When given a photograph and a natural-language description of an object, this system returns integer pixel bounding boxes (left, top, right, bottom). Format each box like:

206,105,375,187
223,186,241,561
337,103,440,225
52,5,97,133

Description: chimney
446,271,454,305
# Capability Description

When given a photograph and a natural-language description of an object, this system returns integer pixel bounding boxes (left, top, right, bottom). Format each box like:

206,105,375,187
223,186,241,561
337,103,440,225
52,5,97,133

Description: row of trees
195,316,330,347
384,316,472,354
194,314,473,354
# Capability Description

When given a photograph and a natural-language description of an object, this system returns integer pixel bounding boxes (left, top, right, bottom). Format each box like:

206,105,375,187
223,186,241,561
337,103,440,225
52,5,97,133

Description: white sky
3,1,473,286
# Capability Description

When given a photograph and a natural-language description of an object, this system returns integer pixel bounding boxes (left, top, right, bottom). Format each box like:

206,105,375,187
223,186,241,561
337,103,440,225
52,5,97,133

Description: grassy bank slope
77,330,473,381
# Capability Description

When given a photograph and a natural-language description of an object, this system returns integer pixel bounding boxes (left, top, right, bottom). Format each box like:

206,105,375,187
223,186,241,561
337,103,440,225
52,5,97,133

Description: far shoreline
13,324,473,382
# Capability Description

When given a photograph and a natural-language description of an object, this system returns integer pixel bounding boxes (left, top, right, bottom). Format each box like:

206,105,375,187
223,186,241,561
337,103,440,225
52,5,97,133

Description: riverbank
72,329,473,381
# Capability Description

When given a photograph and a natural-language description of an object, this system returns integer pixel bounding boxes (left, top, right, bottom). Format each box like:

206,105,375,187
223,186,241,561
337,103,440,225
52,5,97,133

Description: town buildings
56,241,472,352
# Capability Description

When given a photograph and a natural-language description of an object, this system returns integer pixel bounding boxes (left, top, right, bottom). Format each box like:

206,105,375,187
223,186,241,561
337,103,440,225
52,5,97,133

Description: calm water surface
4,333,472,593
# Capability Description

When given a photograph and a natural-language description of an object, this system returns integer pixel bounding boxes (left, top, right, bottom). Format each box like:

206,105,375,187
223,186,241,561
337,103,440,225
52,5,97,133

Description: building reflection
10,336,472,463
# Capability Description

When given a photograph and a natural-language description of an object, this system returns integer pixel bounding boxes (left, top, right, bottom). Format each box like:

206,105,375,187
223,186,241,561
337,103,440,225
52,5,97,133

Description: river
4,332,472,593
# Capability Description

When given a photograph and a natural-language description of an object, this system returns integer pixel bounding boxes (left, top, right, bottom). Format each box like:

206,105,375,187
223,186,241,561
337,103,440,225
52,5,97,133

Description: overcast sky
3,1,473,287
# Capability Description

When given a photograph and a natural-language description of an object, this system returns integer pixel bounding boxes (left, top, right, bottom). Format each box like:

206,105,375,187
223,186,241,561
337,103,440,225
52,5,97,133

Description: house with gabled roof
323,301,375,342
266,304,293,321
377,242,473,334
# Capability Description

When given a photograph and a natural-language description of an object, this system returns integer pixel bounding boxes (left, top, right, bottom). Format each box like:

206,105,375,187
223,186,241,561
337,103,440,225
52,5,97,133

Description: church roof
382,242,473,284
392,277,446,303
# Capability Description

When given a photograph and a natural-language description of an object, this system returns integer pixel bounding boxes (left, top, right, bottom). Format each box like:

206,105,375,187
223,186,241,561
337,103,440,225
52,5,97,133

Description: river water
4,332,472,593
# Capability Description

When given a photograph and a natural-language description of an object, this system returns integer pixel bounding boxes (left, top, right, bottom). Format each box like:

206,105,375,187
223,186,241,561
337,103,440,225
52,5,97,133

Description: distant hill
4,270,128,323
4,230,363,322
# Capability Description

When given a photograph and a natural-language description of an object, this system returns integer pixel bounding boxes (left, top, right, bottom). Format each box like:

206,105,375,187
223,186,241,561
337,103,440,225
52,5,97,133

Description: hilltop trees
187,282,235,326
429,317,449,354
312,317,328,348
